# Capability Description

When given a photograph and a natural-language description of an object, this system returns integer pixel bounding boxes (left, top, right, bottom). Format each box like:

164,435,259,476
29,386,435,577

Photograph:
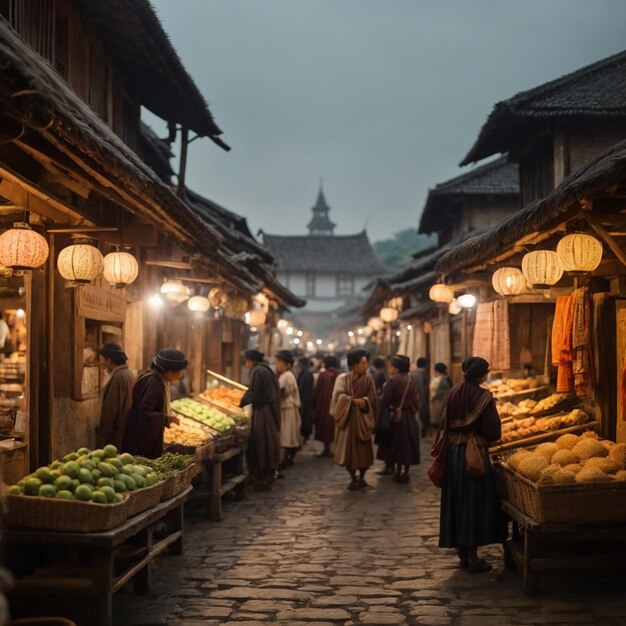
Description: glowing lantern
57,237,104,284
208,287,229,309
0,222,49,270
102,250,138,288
429,283,454,304
448,299,462,315
521,250,564,288
224,294,248,319
367,316,384,331
188,295,211,312
248,310,267,326
380,307,399,323
161,279,189,305
492,267,526,296
556,233,603,275
457,293,477,308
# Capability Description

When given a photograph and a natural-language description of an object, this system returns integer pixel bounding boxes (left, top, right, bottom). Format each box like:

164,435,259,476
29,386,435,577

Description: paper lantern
429,283,454,304
367,316,384,331
188,295,211,312
522,250,564,288
161,279,189,305
380,307,399,323
457,293,477,308
0,222,49,270
224,294,248,319
448,299,462,315
556,233,603,275
57,237,104,284
248,309,266,326
103,250,139,288
208,287,229,309
492,267,526,296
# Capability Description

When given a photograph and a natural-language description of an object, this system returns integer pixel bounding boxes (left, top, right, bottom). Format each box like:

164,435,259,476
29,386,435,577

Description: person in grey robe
412,357,430,437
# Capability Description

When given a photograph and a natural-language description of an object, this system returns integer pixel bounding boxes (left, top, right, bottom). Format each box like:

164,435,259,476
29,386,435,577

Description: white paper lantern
492,267,526,296
103,251,139,288
248,309,266,326
522,250,564,288
161,279,189,305
556,233,603,275
380,307,399,323
188,295,211,312
429,283,454,304
57,238,104,284
367,316,384,331
457,293,477,308
208,287,229,309
0,222,49,270
448,299,463,315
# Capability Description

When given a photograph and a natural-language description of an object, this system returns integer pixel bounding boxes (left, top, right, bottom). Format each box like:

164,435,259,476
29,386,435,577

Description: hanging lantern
102,250,139,288
380,307,399,323
367,316,384,331
492,267,526,296
208,287,229,309
161,279,190,305
429,283,454,304
556,233,603,275
57,236,104,284
521,250,564,288
224,294,248,319
0,222,49,270
188,295,211,312
448,298,462,315
248,309,267,326
457,293,477,308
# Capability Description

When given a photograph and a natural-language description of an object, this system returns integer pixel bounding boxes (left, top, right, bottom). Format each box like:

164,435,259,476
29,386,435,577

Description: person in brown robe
96,343,135,448
119,349,186,459
313,355,340,457
240,349,281,491
330,349,378,490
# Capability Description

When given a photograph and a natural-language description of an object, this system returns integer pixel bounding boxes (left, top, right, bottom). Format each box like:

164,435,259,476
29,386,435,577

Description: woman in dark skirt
438,356,507,573
379,355,420,483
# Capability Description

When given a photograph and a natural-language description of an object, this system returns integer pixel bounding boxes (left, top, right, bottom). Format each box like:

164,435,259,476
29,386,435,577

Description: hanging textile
472,302,494,363
551,295,574,393
572,287,593,398
491,299,511,371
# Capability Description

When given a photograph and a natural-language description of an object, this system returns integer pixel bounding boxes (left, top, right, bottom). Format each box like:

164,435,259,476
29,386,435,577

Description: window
305,272,316,297
336,274,354,297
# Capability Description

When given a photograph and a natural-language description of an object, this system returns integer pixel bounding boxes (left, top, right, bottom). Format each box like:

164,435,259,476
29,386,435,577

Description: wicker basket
496,461,626,524
233,424,251,446
159,473,177,501
195,440,215,461
160,463,200,500
126,481,164,517
212,434,233,454
6,494,129,532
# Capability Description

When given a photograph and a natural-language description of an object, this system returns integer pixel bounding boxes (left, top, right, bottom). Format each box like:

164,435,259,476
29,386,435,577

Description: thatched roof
462,50,626,165
399,301,437,321
139,122,175,183
437,138,626,275
419,157,519,234
76,0,227,148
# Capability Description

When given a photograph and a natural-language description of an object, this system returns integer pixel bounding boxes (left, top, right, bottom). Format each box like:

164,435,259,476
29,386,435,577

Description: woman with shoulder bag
438,356,506,573
378,355,420,484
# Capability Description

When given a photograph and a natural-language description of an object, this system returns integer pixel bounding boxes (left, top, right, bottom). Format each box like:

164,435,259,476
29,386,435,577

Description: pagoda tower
306,183,336,236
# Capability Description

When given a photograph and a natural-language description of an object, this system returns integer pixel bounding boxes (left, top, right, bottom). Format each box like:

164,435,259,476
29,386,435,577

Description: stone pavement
115,440,626,626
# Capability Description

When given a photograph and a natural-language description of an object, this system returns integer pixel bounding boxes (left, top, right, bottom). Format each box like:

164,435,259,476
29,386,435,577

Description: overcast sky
147,0,626,242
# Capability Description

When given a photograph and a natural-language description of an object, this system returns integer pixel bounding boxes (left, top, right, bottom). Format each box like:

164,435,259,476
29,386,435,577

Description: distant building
261,186,383,336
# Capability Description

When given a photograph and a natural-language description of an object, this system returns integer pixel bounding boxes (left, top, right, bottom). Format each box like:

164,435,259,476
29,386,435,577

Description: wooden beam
145,260,195,270
583,209,626,270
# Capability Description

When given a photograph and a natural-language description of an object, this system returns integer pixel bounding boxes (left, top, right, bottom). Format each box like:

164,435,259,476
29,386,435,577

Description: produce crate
126,481,164,518
160,463,200,500
495,461,626,524
195,440,215,461
212,434,233,454
6,494,129,532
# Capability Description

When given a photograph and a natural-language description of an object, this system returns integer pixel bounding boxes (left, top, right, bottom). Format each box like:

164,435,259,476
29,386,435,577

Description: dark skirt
439,443,507,548
389,410,420,467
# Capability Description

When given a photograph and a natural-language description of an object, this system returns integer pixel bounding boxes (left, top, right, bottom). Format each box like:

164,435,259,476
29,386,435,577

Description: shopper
330,348,378,490
372,357,387,395
438,356,506,573
297,356,314,444
240,349,281,491
119,348,185,459
96,343,135,448
379,355,420,483
412,357,431,437
313,355,340,457
275,350,302,469
430,362,452,427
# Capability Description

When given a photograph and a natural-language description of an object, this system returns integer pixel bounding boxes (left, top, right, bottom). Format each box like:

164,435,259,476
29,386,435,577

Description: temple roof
307,184,336,235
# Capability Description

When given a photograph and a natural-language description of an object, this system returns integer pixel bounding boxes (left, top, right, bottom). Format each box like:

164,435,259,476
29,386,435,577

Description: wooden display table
502,499,626,594
5,488,191,626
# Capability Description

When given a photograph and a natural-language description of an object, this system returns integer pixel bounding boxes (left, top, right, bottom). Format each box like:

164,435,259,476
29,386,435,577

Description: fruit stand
496,433,626,593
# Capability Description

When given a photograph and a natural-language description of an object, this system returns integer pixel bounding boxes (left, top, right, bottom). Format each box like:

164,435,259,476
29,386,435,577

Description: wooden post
177,127,189,198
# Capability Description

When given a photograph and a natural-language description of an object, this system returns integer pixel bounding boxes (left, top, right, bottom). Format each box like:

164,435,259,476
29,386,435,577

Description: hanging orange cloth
572,287,593,398
551,295,574,393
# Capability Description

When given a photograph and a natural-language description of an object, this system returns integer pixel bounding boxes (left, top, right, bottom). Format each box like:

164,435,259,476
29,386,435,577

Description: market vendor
96,343,135,448
241,349,281,491
119,348,185,459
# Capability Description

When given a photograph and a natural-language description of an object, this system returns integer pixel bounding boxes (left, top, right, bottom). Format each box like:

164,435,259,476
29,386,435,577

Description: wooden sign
75,285,126,322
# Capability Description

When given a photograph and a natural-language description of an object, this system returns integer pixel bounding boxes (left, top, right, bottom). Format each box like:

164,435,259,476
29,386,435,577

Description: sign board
75,285,126,322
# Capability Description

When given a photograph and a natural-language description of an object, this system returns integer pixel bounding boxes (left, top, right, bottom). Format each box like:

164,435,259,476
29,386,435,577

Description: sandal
467,559,492,574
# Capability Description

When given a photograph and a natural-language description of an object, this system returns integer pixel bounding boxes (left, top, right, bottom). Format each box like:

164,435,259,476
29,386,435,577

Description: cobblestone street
116,441,626,626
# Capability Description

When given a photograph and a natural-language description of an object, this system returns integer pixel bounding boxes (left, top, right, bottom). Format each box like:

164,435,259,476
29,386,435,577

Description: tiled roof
262,231,384,274
463,50,626,165
419,157,519,234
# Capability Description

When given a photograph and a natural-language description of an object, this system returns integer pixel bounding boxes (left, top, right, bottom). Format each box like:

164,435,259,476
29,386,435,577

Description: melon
563,463,583,475
535,442,559,462
572,438,608,460
581,431,599,439
555,433,579,450
551,449,579,467
614,470,626,481
609,443,626,468
584,457,621,474
507,450,532,472
552,469,576,484
575,467,611,483
537,464,562,485
517,455,549,482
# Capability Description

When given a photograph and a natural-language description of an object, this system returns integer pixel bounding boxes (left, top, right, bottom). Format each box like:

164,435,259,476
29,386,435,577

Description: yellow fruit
609,443,626,468
584,457,621,474
581,431,599,439
507,450,532,472
563,463,583,474
601,440,615,451
537,464,562,485
552,470,576,484
555,433,579,450
575,467,611,483
517,455,549,482
535,442,559,462
572,439,608,460
551,449,579,467
614,470,626,481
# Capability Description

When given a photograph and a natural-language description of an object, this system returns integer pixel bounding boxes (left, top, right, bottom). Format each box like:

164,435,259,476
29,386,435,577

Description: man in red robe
313,355,340,457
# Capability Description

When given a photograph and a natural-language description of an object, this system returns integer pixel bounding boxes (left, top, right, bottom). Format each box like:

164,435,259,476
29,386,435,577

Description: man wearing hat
275,349,302,470
96,343,135,448
119,348,187,458
240,350,281,490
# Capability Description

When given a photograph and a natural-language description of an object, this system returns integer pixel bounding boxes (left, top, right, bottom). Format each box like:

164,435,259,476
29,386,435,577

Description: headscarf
462,356,490,382
347,348,369,367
